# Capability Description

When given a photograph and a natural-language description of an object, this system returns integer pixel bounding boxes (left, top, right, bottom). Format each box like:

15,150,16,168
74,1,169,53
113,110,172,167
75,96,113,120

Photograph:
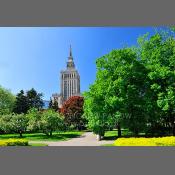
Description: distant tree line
0,86,86,136
13,88,44,114
0,109,64,137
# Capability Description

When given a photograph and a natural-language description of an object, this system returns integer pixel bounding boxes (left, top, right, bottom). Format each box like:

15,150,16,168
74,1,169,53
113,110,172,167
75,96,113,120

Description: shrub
0,139,28,146
114,136,175,146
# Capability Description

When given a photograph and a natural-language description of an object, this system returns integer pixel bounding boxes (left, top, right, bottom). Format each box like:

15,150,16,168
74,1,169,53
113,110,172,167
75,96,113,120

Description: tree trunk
117,123,121,137
170,115,175,136
50,130,52,136
97,134,101,141
134,129,139,137
172,120,175,136
19,131,22,138
101,132,104,140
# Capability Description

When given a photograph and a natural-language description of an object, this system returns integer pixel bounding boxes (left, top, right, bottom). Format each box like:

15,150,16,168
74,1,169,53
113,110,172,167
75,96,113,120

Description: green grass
0,131,83,142
29,143,48,146
104,129,133,140
104,130,118,140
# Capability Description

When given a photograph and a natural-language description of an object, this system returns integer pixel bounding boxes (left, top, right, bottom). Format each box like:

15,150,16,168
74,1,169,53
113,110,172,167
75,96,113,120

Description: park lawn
29,143,48,146
104,129,134,140
0,131,84,142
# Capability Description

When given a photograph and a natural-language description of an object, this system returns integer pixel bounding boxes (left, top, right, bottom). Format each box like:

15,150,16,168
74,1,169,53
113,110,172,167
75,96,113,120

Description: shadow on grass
103,129,134,141
104,135,117,141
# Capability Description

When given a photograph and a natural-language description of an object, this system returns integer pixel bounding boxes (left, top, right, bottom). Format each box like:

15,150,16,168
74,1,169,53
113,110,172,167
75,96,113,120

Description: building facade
52,46,81,108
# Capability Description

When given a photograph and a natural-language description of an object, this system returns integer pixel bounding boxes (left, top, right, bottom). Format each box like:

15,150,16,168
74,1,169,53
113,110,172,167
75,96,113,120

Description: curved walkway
29,132,114,146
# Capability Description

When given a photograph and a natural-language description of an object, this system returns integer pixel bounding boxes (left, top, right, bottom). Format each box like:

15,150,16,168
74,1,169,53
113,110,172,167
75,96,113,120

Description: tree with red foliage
61,96,86,130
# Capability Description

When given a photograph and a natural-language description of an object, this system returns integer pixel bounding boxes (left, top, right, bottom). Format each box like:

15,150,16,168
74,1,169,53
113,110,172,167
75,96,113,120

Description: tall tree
138,31,175,135
13,90,29,114
49,98,59,112
84,48,148,138
26,88,44,110
0,86,15,115
84,83,108,139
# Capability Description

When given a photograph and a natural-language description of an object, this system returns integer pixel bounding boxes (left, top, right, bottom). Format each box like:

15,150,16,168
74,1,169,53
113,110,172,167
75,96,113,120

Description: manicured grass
104,129,133,140
0,131,83,142
29,143,48,146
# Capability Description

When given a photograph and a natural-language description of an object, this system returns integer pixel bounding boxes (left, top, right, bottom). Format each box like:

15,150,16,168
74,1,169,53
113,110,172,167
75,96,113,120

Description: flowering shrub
114,136,175,146
0,139,28,146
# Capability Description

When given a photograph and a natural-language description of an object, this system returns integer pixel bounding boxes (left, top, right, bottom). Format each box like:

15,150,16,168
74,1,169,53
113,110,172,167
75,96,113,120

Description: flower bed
0,139,28,146
114,136,175,146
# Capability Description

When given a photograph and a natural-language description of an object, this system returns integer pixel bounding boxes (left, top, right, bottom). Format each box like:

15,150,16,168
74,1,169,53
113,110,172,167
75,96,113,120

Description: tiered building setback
52,45,81,108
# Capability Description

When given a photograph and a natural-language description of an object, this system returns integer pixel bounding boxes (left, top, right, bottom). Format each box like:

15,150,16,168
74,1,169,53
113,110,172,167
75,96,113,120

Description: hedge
114,136,175,146
0,139,28,146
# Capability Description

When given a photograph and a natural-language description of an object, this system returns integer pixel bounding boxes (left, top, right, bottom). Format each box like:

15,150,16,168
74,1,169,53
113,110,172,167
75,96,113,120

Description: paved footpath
29,132,114,146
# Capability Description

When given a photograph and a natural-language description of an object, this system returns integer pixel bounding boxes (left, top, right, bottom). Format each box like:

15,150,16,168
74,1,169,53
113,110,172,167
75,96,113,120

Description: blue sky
0,27,156,100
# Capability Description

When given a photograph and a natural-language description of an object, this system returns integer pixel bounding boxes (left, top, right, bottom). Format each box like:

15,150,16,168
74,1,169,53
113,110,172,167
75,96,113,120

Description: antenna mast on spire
67,45,75,69
70,45,72,57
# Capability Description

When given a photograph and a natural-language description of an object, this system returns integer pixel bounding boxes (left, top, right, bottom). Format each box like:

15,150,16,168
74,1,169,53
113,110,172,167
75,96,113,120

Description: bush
114,136,175,146
0,139,28,146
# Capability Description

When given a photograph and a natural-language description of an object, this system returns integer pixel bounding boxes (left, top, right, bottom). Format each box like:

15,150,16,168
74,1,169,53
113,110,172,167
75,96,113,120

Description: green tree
26,88,44,110
49,98,59,112
84,48,148,137
26,108,42,132
49,98,53,109
40,109,63,136
13,90,29,114
84,82,108,140
138,31,175,135
10,114,29,137
0,86,15,115
84,29,175,138
52,100,59,112
0,114,13,133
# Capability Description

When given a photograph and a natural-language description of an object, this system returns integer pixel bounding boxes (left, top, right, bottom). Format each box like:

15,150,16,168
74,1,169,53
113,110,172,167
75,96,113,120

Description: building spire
67,45,75,69
70,45,72,57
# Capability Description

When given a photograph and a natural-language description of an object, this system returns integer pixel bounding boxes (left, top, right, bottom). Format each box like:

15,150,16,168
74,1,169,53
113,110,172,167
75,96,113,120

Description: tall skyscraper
52,45,81,108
